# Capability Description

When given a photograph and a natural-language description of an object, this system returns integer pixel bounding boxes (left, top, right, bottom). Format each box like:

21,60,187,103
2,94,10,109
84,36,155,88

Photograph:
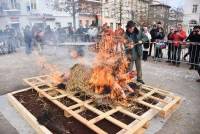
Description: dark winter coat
124,29,148,60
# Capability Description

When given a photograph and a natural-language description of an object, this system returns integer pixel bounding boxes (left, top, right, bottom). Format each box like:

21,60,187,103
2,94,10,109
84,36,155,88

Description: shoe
196,79,200,82
189,66,194,70
194,66,199,70
137,79,145,84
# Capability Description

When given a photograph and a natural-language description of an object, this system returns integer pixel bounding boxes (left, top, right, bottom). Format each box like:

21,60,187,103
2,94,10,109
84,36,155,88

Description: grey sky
159,0,183,8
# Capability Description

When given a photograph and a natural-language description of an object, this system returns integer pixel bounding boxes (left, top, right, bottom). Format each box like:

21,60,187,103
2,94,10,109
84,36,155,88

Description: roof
150,3,171,8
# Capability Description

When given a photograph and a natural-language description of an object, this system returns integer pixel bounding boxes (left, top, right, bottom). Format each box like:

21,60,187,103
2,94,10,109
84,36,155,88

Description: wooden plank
137,100,162,111
64,107,107,134
106,116,128,129
88,107,120,124
159,96,181,118
135,127,146,134
7,93,52,134
124,119,149,134
119,108,142,120
139,92,168,104
52,94,68,100
9,87,32,95
137,90,157,101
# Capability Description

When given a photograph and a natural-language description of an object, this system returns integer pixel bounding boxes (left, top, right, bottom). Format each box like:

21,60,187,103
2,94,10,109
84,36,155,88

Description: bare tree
54,0,80,29
106,0,130,24
54,0,101,29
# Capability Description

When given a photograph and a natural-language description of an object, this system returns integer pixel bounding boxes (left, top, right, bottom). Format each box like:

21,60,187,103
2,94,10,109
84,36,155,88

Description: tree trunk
72,0,76,30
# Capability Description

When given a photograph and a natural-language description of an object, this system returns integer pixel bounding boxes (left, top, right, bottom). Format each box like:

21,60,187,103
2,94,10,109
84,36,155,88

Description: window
110,23,113,29
190,20,197,24
31,0,37,10
79,20,82,25
10,0,17,9
68,22,72,27
192,5,198,13
86,20,89,27
104,8,109,17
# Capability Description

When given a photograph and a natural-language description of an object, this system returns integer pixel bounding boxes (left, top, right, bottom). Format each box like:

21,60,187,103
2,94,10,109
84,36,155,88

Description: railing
151,40,200,67
1,32,199,68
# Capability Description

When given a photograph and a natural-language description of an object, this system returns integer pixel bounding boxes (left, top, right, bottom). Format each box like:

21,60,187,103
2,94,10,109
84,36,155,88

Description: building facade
101,0,152,30
182,0,200,32
0,0,156,31
148,2,171,32
0,0,74,30
168,8,184,28
0,0,101,30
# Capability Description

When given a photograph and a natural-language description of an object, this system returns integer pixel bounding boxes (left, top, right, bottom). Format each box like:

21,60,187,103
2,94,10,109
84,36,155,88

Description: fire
89,31,137,100
37,55,64,84
37,27,137,103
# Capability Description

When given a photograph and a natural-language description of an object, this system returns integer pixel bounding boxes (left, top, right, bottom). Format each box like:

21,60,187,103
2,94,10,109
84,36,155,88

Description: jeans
167,43,173,60
172,45,182,64
190,45,200,68
127,54,143,81
7,37,16,53
25,41,32,54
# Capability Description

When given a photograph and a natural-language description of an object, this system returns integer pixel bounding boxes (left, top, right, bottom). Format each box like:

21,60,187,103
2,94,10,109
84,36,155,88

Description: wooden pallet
7,88,52,134
24,75,181,119
22,76,151,134
9,75,181,134
137,84,181,118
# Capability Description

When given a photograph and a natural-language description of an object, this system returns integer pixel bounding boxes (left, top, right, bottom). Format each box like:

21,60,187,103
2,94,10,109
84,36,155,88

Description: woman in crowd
167,27,175,62
142,26,151,61
170,24,187,66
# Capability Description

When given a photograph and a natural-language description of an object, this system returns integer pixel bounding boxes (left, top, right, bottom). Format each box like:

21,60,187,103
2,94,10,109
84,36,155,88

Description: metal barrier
55,33,98,43
152,40,200,67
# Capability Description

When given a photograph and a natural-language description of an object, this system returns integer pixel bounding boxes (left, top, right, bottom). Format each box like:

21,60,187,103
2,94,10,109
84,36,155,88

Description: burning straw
37,32,139,106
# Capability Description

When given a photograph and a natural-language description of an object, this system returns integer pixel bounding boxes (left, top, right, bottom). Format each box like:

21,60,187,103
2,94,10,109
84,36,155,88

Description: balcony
3,2,21,16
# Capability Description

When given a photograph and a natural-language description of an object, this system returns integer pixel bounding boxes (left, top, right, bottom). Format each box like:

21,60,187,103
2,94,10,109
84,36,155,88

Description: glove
138,40,143,44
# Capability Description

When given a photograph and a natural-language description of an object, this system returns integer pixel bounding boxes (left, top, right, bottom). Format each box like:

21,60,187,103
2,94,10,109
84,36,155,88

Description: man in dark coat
197,64,200,82
4,25,16,53
24,25,32,54
124,21,148,84
149,24,157,56
154,22,165,59
186,25,200,69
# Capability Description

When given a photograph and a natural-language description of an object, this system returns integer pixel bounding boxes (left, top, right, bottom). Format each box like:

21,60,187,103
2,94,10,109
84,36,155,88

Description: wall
182,0,200,32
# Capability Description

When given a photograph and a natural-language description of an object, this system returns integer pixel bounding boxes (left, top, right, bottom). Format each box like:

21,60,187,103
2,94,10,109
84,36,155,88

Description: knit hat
126,21,136,28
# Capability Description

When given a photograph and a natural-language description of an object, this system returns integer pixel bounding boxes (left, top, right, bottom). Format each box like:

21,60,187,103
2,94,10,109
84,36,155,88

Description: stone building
182,0,200,32
101,0,152,30
148,2,171,32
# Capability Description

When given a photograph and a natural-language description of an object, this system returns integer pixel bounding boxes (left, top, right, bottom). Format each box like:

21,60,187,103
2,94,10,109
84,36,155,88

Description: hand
176,32,180,36
128,42,134,48
138,40,143,44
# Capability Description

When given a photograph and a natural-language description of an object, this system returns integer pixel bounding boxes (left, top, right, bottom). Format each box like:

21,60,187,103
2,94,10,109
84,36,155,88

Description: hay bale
66,64,92,92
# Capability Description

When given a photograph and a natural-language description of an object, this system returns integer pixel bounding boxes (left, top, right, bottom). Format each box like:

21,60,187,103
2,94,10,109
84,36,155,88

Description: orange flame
89,28,137,100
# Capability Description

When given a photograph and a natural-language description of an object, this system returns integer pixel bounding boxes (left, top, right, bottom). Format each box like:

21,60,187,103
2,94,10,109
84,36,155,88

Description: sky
159,0,184,8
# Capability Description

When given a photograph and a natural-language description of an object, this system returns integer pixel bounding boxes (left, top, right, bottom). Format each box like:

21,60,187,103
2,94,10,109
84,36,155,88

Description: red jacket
171,30,187,47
